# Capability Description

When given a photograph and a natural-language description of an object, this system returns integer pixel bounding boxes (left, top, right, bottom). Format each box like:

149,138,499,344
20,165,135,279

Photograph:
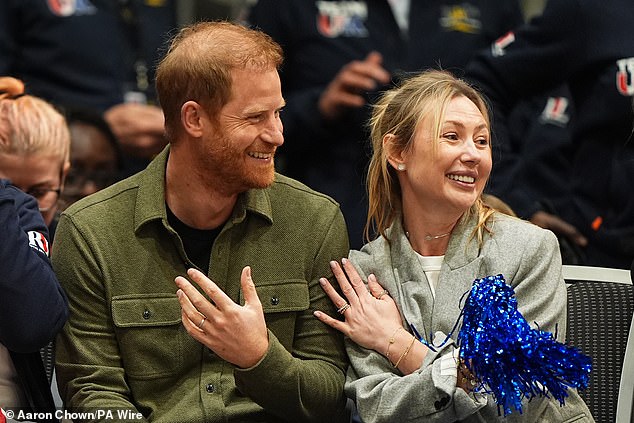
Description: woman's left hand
314,258,403,353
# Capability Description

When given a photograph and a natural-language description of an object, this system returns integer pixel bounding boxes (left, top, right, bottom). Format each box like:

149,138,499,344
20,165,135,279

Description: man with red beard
52,22,350,423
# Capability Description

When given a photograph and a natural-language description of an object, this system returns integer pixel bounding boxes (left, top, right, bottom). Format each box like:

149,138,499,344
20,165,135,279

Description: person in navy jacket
0,0,176,168
465,0,634,269
0,179,68,420
0,77,68,421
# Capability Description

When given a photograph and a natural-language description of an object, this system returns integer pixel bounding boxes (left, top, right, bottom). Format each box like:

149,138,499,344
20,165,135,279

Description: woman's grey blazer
346,212,594,423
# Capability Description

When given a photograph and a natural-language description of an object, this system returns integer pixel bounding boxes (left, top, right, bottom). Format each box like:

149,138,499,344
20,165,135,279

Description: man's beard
197,133,276,196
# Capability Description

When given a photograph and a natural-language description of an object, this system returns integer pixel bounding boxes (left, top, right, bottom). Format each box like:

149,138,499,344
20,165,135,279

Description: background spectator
465,0,634,268
0,0,174,172
0,77,70,234
60,108,125,210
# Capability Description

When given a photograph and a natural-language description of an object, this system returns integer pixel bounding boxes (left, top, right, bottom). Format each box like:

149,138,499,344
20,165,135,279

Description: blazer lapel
434,213,486,337
387,220,434,343
387,214,487,342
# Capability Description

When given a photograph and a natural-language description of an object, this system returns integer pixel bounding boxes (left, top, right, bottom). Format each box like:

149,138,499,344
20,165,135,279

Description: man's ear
383,133,405,170
181,101,205,137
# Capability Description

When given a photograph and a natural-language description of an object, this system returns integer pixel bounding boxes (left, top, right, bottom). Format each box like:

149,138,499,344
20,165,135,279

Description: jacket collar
133,146,274,234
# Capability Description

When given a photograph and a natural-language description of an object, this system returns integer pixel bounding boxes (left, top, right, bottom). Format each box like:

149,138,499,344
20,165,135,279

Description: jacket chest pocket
241,280,309,349
111,294,185,379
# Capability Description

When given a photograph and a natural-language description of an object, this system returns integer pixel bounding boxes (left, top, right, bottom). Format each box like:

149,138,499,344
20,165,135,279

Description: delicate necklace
405,231,451,241
423,232,451,241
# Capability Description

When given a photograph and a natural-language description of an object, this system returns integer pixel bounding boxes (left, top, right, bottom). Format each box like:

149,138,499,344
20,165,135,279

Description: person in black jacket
465,0,634,269
0,180,68,420
0,0,176,171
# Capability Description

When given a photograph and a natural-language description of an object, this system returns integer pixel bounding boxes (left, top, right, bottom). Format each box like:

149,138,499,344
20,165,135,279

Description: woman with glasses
0,77,70,231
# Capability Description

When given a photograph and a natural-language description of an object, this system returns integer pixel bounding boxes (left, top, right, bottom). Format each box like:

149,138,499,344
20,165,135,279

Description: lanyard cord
117,0,149,95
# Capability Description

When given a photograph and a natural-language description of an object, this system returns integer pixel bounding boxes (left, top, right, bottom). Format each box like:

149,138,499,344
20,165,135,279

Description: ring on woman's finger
336,303,351,314
197,315,207,329
377,289,389,300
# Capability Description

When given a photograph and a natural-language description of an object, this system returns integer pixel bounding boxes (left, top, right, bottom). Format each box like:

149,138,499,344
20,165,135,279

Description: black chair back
566,272,634,423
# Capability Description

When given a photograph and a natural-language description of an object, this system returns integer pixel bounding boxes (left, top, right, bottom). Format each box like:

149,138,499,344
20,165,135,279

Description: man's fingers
187,268,233,309
175,280,195,310
175,275,207,306
180,304,203,335
240,266,262,307
175,282,207,332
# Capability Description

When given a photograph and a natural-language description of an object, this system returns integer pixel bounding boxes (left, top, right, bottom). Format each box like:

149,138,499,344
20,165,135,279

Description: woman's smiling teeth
447,174,475,183
248,151,273,160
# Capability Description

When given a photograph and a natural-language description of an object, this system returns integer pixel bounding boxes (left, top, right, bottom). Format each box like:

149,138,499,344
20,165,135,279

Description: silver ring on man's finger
198,316,207,328
337,303,351,314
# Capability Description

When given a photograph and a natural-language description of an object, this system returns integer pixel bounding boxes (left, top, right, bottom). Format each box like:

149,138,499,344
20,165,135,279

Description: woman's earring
397,163,406,171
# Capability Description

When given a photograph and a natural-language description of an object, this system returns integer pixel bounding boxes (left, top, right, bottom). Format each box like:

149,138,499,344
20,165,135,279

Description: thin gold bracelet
394,335,416,368
385,327,403,362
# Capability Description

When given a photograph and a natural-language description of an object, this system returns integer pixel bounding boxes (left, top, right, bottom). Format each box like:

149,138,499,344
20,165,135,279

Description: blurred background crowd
4,0,631,269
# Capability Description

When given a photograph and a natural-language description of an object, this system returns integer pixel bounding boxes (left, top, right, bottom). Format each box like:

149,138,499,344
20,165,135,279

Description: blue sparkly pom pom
457,274,592,416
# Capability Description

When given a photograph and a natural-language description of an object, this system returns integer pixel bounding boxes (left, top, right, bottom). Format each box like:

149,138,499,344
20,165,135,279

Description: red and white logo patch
47,0,96,17
27,231,49,257
316,1,369,38
46,0,76,16
616,57,634,96
491,31,515,57
539,96,570,127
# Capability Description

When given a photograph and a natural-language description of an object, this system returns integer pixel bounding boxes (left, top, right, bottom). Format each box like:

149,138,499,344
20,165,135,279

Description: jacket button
434,396,450,410
206,383,215,393
142,309,151,320
270,296,280,306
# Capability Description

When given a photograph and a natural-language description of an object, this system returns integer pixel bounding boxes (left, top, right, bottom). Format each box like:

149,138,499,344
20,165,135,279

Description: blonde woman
0,76,70,228
315,70,594,422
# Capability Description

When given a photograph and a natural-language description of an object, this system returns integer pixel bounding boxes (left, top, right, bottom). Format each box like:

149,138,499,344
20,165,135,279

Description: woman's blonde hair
0,77,70,165
365,69,495,244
